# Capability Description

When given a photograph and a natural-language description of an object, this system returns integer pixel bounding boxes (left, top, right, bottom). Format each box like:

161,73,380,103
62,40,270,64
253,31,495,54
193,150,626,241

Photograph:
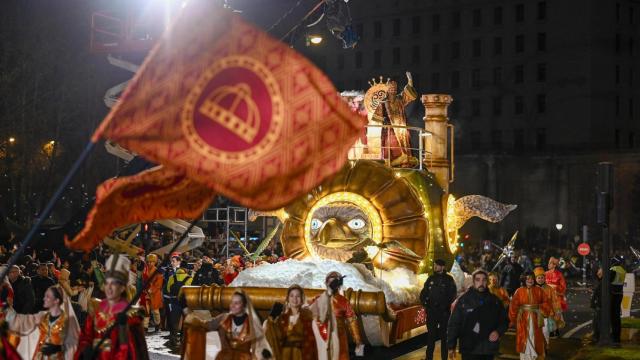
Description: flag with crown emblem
92,0,367,211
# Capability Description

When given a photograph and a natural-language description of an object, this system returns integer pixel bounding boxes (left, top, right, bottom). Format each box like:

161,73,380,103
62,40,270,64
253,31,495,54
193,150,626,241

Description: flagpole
88,216,201,357
0,141,97,282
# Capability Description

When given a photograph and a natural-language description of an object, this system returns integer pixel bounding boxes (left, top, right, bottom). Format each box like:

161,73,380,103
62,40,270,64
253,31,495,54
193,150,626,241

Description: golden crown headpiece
368,76,392,87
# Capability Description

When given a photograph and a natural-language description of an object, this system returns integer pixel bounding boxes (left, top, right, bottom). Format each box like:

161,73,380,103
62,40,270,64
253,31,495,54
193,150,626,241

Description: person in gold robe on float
370,71,418,167
264,285,317,360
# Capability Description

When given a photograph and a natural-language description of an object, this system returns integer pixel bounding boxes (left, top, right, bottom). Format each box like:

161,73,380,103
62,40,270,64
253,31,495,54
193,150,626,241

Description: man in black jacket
447,269,508,360
500,254,523,296
420,259,457,360
192,260,223,286
31,263,56,311
7,265,35,314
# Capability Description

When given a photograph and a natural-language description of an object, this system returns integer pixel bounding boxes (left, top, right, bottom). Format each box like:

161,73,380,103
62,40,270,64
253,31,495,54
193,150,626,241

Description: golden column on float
421,94,459,269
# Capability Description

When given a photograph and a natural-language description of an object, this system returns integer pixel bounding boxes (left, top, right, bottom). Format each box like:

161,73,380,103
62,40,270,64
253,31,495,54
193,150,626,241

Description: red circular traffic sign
577,243,590,256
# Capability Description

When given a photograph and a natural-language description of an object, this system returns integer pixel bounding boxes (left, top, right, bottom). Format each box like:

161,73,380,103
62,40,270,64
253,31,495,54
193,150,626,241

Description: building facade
299,0,640,248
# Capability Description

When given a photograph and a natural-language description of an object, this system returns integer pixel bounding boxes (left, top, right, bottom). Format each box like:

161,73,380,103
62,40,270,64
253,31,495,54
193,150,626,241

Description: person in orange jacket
142,254,164,333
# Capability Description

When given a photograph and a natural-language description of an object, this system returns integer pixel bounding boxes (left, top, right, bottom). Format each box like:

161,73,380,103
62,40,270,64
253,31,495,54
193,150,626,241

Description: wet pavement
394,282,640,360
148,331,179,359
145,282,639,359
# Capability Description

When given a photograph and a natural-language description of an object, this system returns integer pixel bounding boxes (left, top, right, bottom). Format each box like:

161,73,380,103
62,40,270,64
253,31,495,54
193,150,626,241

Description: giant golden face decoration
281,160,453,272
306,193,381,262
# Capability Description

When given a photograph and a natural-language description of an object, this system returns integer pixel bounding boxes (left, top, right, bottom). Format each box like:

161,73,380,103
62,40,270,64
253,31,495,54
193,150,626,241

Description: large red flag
65,166,215,252
93,0,367,210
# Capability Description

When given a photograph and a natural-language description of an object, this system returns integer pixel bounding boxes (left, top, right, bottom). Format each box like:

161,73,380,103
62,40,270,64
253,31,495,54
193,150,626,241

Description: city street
146,283,639,359
2,1,640,359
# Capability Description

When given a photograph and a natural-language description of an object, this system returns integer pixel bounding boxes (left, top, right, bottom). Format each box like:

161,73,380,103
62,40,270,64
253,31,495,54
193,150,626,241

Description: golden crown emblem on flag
198,83,260,143
181,55,284,164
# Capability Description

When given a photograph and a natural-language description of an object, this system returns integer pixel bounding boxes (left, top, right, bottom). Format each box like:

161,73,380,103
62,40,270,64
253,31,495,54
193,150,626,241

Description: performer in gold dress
310,272,364,360
192,290,271,360
264,285,317,360
8,285,80,360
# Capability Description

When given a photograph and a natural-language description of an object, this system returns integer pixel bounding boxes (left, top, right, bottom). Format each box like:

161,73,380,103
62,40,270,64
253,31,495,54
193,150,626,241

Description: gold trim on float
445,194,459,253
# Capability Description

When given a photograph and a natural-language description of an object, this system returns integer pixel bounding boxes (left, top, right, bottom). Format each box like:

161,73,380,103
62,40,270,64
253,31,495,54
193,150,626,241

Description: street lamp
306,35,323,46
43,140,57,157
555,223,564,248
8,137,15,144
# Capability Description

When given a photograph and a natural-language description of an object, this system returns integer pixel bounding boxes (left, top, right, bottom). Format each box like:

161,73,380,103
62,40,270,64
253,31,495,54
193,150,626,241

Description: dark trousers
426,310,449,360
461,355,494,360
611,293,623,342
167,300,183,340
592,308,601,340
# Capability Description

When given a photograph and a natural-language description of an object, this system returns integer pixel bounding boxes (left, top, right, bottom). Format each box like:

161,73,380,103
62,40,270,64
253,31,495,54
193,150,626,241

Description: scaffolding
201,207,248,258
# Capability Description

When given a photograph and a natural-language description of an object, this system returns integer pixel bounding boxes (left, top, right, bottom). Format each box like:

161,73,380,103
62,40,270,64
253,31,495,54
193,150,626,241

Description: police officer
164,264,192,348
420,259,457,360
610,256,626,343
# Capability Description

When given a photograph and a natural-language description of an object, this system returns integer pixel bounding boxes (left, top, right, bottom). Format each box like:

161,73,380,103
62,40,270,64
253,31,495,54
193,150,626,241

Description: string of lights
265,0,304,34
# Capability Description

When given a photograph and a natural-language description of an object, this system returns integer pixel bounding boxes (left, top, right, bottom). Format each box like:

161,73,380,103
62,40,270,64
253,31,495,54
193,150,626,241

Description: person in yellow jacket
609,256,626,343
164,267,192,349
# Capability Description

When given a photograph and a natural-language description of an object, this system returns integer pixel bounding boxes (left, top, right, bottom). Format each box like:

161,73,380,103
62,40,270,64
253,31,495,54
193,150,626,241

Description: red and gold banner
93,0,367,210
65,167,215,252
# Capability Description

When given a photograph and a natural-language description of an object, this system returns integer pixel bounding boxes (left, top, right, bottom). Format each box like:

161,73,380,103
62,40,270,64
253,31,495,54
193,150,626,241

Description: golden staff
249,223,281,261
230,230,251,256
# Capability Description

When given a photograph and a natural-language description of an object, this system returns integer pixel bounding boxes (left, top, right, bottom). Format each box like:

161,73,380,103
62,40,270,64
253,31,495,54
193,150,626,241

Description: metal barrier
201,207,248,258
347,124,433,170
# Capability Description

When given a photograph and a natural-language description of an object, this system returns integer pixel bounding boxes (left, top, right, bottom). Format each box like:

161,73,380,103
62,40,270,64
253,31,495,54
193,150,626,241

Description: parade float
181,76,517,355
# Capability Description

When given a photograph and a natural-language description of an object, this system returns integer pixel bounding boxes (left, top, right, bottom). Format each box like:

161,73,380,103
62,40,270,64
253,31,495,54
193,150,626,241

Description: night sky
0,0,320,228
